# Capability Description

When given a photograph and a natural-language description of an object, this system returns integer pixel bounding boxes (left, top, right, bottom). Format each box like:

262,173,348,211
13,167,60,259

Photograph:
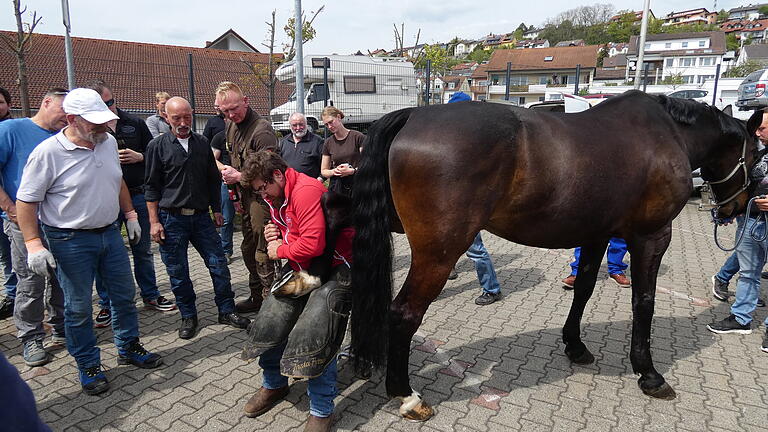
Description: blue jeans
95,194,160,308
570,237,628,276
157,211,235,318
0,219,17,299
731,216,768,326
466,233,500,294
42,222,139,369
219,183,235,255
715,252,740,283
260,342,337,417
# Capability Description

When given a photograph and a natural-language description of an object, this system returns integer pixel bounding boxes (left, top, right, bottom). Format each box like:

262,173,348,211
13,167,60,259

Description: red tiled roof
0,31,289,115
486,46,599,72
471,63,489,79
720,19,768,33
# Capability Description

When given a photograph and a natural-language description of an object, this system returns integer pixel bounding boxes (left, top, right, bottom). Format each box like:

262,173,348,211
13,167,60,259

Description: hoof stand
398,391,434,422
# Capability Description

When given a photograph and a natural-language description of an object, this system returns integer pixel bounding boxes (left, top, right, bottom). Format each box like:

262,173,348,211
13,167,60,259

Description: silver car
736,68,768,110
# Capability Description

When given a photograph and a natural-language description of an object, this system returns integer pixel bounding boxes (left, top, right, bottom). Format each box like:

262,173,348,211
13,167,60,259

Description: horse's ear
722,105,733,117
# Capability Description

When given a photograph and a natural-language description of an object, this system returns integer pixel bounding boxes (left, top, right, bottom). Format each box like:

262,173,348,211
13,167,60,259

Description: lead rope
713,196,768,252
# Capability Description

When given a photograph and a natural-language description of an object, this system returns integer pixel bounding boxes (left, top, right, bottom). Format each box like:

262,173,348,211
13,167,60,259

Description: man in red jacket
238,151,352,432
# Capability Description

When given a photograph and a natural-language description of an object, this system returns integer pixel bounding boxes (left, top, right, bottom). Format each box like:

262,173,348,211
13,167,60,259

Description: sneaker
447,267,458,280
79,365,109,396
0,296,13,320
758,298,766,308
225,252,233,265
94,308,111,328
762,331,768,353
143,296,176,312
609,273,631,288
707,314,752,335
23,338,51,367
474,291,501,306
762,271,768,280
562,275,576,289
711,275,730,301
117,339,163,369
50,332,66,346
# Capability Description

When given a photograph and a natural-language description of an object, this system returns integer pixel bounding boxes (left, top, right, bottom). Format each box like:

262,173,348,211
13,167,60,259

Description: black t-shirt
210,130,230,166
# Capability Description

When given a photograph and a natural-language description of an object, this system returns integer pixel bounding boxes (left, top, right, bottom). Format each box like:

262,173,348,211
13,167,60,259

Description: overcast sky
0,1,746,55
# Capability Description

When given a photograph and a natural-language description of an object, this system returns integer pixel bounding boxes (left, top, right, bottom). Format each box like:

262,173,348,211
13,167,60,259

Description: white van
269,55,418,133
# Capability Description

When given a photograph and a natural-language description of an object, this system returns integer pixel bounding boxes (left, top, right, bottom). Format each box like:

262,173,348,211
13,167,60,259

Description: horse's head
699,107,760,221
658,95,757,220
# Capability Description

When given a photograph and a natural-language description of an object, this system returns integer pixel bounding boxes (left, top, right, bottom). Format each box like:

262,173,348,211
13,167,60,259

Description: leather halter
705,138,750,207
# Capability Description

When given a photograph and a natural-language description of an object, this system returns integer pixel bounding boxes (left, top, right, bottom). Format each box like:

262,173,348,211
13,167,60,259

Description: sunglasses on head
104,99,115,107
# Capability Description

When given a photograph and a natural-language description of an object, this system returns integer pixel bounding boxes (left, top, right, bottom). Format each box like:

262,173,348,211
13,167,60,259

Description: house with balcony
469,63,490,101
441,76,472,103
516,39,550,49
728,3,768,20
522,28,540,40
662,8,718,27
453,40,481,57
625,31,731,85
480,45,599,105
720,19,768,42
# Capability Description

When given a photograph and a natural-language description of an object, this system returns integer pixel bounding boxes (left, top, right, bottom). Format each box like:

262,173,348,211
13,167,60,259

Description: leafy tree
606,12,640,42
661,73,684,89
717,9,729,23
723,60,768,78
726,33,740,52
283,5,325,61
760,6,768,16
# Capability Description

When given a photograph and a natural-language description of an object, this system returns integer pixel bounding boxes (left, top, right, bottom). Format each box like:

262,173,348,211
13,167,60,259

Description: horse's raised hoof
639,379,677,400
565,346,595,365
398,391,434,422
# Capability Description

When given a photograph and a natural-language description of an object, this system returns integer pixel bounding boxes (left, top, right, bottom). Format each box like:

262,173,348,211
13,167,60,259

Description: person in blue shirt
0,88,69,367
446,92,503,306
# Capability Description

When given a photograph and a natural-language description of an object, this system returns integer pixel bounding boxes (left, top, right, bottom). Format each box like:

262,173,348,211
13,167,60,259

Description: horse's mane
654,93,745,140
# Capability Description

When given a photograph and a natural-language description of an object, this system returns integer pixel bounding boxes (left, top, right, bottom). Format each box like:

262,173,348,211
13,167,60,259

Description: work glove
125,210,141,245
25,238,56,278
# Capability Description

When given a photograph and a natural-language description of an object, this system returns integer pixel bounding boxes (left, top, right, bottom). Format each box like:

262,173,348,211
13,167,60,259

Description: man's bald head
165,97,193,139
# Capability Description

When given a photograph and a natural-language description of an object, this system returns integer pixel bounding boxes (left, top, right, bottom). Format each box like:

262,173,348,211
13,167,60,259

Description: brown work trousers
241,191,278,298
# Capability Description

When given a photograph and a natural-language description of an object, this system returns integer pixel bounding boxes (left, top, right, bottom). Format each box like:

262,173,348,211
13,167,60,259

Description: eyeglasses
104,99,115,107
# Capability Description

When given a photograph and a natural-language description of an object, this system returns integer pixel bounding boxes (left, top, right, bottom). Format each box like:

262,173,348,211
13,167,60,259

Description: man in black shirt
86,80,176,328
145,97,249,339
278,112,324,179
203,109,226,142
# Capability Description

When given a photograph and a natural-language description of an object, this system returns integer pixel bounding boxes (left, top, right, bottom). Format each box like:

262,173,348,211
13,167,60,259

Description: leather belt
162,207,206,216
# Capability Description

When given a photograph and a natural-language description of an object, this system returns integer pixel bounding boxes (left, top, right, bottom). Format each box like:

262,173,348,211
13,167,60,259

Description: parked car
736,68,768,110
667,89,709,102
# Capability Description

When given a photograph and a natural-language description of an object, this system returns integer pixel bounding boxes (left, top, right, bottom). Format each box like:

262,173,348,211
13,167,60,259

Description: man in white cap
15,88,162,396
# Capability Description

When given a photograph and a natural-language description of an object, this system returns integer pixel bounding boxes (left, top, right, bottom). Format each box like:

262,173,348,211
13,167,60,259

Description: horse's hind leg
387,249,460,421
627,225,676,400
563,242,608,364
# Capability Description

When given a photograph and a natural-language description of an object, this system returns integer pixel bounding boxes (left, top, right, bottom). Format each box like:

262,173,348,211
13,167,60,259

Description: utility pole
633,0,651,90
294,0,305,114
61,0,75,89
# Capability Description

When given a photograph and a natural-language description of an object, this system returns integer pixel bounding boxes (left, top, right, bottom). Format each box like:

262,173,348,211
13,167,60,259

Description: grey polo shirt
17,128,123,229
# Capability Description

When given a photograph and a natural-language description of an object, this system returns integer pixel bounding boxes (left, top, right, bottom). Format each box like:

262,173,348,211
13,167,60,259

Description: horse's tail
350,107,414,375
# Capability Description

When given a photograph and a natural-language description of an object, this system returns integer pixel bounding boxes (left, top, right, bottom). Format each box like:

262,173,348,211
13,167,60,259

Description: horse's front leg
627,225,677,400
563,242,608,364
386,253,455,422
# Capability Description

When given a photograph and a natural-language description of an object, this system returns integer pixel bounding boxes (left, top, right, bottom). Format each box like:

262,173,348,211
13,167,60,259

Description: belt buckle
180,208,195,216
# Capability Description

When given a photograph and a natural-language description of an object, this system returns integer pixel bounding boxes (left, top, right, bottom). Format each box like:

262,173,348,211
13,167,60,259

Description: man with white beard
277,112,324,180
16,88,162,395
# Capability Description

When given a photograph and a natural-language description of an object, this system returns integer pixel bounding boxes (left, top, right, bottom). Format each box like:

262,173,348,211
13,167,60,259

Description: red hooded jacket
265,168,353,271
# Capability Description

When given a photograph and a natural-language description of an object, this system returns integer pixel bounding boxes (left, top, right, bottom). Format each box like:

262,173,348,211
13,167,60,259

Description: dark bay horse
349,90,761,421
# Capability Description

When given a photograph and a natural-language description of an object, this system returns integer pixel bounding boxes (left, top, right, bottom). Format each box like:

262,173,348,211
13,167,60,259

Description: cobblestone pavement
2,199,768,431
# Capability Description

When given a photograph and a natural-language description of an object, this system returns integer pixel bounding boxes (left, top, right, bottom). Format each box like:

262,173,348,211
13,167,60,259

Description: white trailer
269,55,418,132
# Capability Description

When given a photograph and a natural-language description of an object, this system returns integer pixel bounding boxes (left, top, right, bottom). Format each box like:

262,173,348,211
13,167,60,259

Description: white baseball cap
62,88,119,124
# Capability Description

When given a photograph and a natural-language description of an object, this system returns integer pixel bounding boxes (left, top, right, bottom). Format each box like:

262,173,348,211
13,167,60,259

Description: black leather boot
178,315,198,340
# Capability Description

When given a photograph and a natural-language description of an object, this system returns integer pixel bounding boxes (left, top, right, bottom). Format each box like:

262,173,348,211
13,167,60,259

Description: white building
625,32,734,85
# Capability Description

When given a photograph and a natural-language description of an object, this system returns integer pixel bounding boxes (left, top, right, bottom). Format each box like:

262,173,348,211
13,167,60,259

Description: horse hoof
640,381,677,400
565,348,595,365
398,391,434,422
